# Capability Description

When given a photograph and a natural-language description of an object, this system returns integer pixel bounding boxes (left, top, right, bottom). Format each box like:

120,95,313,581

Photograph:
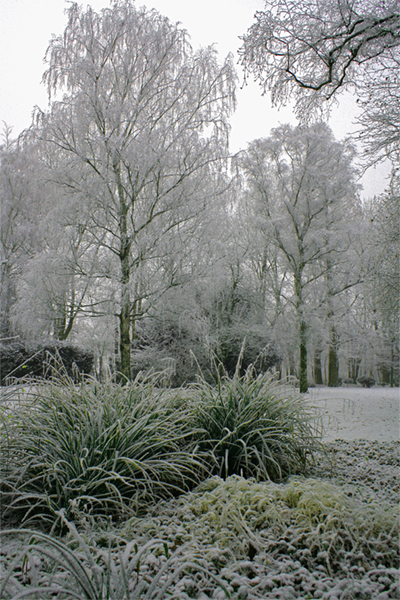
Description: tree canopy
28,1,237,379
239,0,400,128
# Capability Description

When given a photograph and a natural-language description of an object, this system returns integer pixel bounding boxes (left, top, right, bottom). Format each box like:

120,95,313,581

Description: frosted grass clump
0,373,207,527
0,370,323,528
186,373,322,480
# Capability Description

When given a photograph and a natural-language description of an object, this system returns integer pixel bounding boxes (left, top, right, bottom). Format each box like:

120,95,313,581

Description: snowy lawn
306,385,399,442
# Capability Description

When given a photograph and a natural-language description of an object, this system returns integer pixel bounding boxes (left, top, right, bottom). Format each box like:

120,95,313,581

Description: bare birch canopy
239,0,400,119
32,0,237,379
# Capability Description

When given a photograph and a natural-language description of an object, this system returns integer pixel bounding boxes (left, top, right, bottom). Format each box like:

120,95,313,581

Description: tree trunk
314,345,323,385
328,324,339,386
117,171,132,381
295,269,308,393
119,233,132,381
348,357,360,383
0,264,13,337
119,304,131,381
54,296,67,341
390,341,395,387
299,319,308,393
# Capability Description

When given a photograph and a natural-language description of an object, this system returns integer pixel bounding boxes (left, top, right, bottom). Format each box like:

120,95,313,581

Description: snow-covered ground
306,385,399,442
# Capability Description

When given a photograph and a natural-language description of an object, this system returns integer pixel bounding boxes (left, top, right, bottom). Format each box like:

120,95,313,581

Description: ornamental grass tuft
0,373,207,527
187,372,322,480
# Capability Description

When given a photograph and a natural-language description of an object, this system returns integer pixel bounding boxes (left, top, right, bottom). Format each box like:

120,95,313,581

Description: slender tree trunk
119,301,131,380
381,364,389,385
328,323,339,386
294,268,308,393
325,259,340,387
54,293,67,340
117,168,132,382
0,265,13,336
390,341,395,387
299,319,308,393
119,233,131,381
314,346,323,385
287,353,295,377
348,357,360,383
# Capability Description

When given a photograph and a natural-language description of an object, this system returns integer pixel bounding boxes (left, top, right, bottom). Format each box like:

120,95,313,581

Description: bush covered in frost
0,340,94,385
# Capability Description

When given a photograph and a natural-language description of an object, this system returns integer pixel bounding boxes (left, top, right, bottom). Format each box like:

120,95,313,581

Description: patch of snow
306,386,399,442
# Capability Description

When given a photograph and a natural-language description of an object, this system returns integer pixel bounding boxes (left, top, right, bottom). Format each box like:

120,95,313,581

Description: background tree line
1,0,399,390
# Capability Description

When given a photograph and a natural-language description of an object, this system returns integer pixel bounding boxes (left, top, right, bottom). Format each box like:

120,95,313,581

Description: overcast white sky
0,0,391,197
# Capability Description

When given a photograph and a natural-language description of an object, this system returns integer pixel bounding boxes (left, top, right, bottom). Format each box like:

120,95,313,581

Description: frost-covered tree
357,52,400,164
0,128,40,338
237,123,359,392
364,175,400,384
239,0,400,115
6,128,104,342
239,0,400,166
34,1,236,379
231,176,294,377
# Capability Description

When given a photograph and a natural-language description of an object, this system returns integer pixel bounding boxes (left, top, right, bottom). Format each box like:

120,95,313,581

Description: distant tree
231,172,295,377
365,174,400,385
0,127,40,338
370,175,400,322
237,123,358,392
34,1,236,379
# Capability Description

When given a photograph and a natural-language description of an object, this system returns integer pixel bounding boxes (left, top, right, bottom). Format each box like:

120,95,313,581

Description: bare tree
34,1,236,379
236,123,358,392
0,127,40,338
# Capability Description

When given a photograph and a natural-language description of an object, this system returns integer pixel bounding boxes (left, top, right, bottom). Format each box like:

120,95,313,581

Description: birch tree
35,1,236,379
237,123,358,392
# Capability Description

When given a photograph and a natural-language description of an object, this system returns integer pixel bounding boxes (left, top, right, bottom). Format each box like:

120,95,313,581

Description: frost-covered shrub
132,317,280,386
0,340,94,385
357,375,376,388
132,317,213,386
216,325,280,378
